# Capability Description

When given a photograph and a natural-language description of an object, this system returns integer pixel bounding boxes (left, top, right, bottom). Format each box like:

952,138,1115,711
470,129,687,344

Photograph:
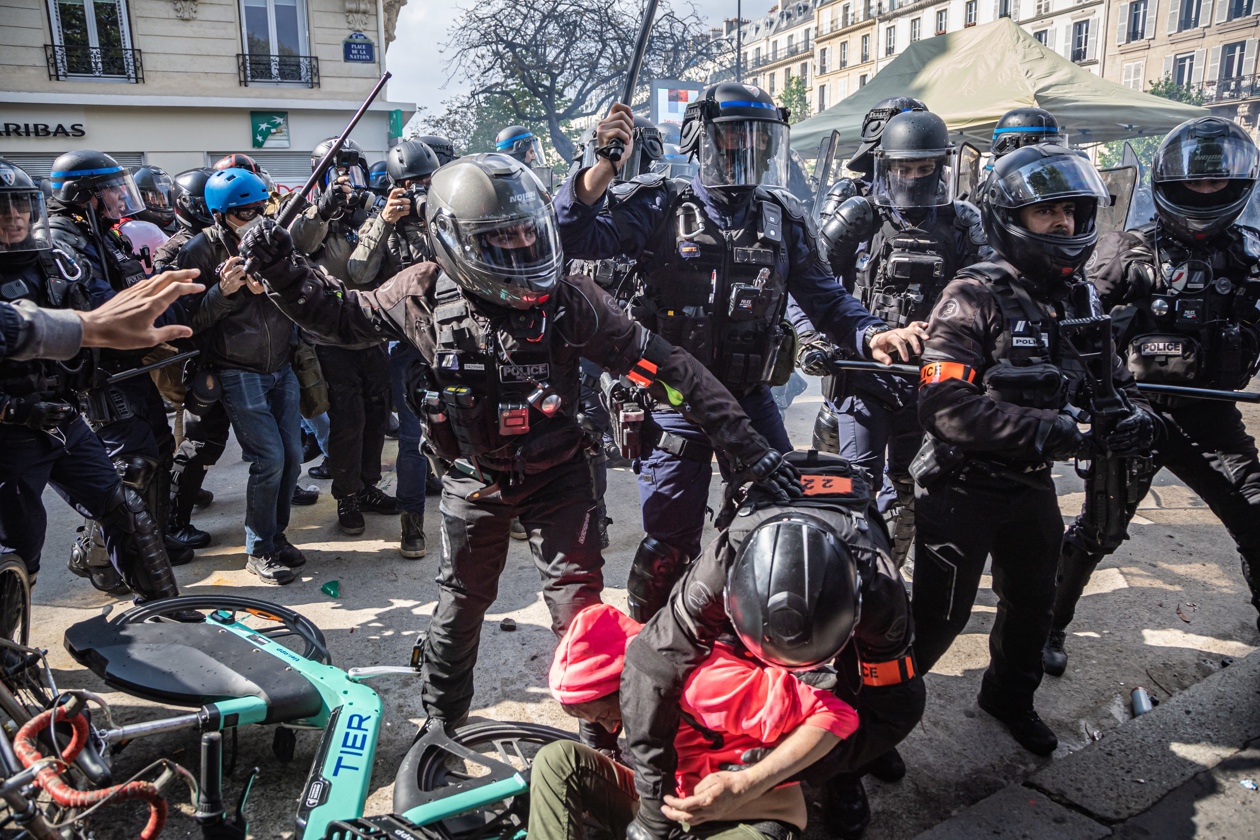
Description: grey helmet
426,154,563,310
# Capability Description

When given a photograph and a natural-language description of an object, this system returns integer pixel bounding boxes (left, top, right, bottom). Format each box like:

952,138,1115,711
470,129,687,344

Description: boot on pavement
977,690,1058,756
818,777,870,840
1042,628,1068,677
337,494,365,535
400,511,426,559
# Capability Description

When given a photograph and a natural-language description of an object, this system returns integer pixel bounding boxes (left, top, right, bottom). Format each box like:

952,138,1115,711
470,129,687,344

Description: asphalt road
23,375,1260,838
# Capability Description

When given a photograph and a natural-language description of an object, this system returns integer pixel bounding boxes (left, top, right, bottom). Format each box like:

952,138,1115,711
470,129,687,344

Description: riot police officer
554,85,924,623
990,107,1065,161
620,450,925,840
846,96,928,185
1044,117,1260,675
797,110,988,567
367,160,392,197
42,150,192,573
0,158,192,606
128,166,178,234
495,125,543,165
913,144,1153,756
241,152,798,739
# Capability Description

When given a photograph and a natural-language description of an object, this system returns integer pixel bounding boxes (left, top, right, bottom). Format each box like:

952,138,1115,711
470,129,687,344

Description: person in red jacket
528,604,858,840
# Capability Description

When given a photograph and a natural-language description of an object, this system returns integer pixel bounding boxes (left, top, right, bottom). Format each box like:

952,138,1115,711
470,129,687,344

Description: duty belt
657,430,714,463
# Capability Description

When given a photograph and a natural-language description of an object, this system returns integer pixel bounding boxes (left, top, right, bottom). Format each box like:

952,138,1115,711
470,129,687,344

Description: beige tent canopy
791,19,1209,157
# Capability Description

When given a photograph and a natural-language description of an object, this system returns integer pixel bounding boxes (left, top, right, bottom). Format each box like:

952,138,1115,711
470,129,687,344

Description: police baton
243,71,392,275
598,0,658,163
106,350,199,384
825,358,1260,403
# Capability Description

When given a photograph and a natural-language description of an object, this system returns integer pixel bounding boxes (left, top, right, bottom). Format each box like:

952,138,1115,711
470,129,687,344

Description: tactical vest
853,207,957,329
638,186,790,393
0,253,96,403
1118,225,1260,391
419,276,585,474
958,262,1090,412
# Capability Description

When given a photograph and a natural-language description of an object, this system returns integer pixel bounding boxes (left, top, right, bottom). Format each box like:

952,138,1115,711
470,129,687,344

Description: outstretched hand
78,269,204,350
869,321,929,365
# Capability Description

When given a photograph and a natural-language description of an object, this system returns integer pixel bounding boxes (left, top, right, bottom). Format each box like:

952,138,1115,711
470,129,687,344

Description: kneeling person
531,603,857,840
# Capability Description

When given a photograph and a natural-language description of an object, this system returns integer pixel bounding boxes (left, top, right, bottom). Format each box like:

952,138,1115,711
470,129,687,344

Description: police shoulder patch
938,298,960,319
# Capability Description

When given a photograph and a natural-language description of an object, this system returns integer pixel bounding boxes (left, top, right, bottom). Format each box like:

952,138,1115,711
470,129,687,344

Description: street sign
343,32,375,63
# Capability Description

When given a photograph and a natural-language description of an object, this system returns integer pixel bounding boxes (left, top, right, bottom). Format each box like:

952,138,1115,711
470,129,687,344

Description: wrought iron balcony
1203,74,1260,103
45,44,143,83
237,53,319,87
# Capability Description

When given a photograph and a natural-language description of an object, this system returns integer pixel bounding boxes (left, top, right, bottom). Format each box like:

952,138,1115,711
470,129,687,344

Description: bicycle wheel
0,559,53,728
403,721,577,840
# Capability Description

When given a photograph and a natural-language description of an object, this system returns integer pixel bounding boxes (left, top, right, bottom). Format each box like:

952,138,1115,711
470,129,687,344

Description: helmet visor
139,170,174,211
433,205,563,303
1154,132,1260,182
93,171,146,221
699,120,789,190
991,153,1110,209
0,189,51,253
871,150,953,208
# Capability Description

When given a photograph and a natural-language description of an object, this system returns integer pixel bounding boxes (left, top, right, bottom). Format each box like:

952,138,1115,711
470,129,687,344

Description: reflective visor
1154,132,1260,182
0,189,50,253
140,170,174,210
992,153,1110,209
699,121,789,189
92,171,146,221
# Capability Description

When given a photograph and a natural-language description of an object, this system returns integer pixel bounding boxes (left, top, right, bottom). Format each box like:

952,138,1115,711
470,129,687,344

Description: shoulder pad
42,218,89,257
952,199,988,247
608,172,669,205
821,196,877,248
760,186,808,224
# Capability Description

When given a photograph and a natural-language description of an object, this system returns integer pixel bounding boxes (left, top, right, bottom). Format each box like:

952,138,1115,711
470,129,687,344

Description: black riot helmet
0,158,52,263
679,82,791,207
1152,116,1260,244
725,513,861,670
49,150,145,222
981,143,1110,283
495,126,544,165
871,111,954,210
367,160,390,196
416,135,458,165
574,118,664,182
312,137,368,188
991,108,1064,159
171,168,214,232
386,140,441,187
426,154,563,310
848,96,928,177
129,165,176,227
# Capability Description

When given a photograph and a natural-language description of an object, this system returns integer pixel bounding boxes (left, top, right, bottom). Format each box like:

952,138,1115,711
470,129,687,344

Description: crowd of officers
3,77,1260,840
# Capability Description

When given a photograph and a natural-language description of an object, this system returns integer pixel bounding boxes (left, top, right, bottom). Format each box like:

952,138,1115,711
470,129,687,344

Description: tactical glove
738,450,804,503
1034,412,1086,462
1104,407,1157,456
317,183,350,220
796,337,835,378
239,219,294,272
0,396,73,432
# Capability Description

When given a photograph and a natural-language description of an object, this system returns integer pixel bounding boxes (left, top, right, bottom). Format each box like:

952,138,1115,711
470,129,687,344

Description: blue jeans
301,413,331,457
638,385,792,558
389,343,428,515
219,365,302,556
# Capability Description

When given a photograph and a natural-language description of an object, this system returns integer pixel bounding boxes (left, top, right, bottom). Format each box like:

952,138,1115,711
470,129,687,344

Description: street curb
913,649,1260,838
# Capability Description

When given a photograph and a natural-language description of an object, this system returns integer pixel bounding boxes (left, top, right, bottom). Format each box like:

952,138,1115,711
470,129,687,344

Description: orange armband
920,361,976,386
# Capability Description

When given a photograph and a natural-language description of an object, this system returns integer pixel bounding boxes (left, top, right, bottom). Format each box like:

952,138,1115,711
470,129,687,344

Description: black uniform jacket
259,257,773,468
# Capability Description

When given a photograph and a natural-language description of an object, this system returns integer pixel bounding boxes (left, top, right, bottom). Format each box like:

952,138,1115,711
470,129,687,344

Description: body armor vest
638,186,790,393
1119,225,1260,392
960,262,1091,412
0,254,96,403
853,207,957,329
420,276,584,473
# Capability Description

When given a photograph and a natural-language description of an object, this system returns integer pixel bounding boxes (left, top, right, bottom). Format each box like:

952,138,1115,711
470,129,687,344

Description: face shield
91,171,146,221
138,170,174,213
698,120,789,190
1154,131,1260,214
431,202,563,307
0,189,51,254
871,150,953,209
991,153,1111,211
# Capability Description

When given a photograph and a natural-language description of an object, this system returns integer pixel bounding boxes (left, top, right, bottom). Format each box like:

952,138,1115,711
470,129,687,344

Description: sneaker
292,484,320,506
510,517,527,541
273,534,307,568
245,553,296,585
818,777,870,840
194,489,214,509
865,747,906,783
400,511,426,559
337,495,365,535
357,485,398,515
309,458,331,480
976,691,1058,756
1042,629,1068,677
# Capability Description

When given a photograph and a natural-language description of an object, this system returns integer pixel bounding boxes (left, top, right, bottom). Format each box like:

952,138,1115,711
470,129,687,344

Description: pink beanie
549,604,643,704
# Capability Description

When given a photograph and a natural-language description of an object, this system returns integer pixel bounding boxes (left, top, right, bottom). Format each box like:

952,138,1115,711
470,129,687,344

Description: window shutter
1192,47,1207,82
1062,23,1073,56
1146,0,1160,37
1086,23,1098,60
1216,0,1229,22
1046,26,1056,50
1201,0,1214,25
1163,54,1174,78
1208,44,1223,80
1118,2,1131,42
1167,0,1182,32
993,0,1000,20
1243,38,1258,74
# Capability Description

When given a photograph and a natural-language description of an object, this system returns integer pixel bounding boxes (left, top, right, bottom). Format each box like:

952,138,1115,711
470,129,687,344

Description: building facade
0,0,409,187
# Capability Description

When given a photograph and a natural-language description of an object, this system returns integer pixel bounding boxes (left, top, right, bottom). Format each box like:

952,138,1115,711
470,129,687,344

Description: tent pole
736,0,743,84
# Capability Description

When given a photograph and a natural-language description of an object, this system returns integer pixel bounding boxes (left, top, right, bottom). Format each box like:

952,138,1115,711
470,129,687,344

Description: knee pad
626,537,692,623
114,456,158,491
813,405,841,454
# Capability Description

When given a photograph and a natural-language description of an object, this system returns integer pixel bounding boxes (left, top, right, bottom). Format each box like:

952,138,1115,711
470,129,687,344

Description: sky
386,0,756,114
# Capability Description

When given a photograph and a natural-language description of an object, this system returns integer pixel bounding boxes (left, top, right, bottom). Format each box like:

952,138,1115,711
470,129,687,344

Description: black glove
626,814,681,840
239,219,294,272
741,450,803,503
1035,412,1086,462
0,396,73,432
1103,408,1157,456
317,183,350,220
796,339,835,378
